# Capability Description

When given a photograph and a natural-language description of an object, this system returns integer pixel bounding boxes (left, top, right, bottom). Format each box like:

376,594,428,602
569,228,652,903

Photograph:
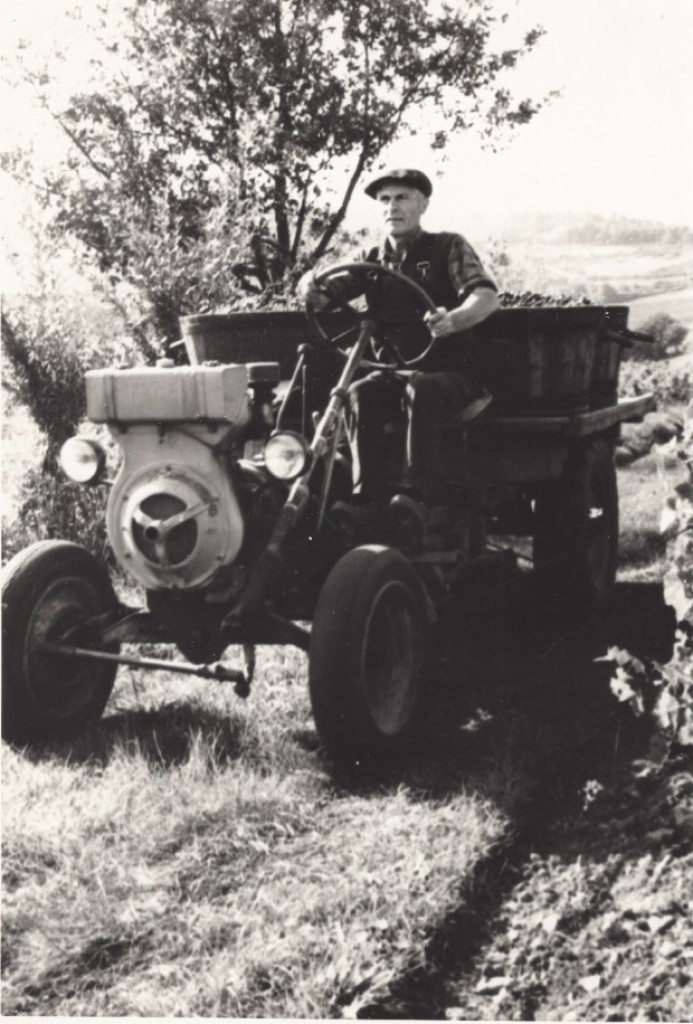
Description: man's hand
424,306,457,338
296,270,329,309
424,288,500,336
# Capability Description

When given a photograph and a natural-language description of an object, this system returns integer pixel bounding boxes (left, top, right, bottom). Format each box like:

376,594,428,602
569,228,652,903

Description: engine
107,425,247,590
86,364,251,591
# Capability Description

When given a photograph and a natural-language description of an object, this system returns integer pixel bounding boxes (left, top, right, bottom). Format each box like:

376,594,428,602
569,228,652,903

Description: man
297,168,499,543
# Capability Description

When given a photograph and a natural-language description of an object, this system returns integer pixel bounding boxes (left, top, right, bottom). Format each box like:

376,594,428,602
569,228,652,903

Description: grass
618,442,688,583
2,644,521,1017
618,453,668,580
629,286,693,330
2,386,687,1017
1,431,677,1015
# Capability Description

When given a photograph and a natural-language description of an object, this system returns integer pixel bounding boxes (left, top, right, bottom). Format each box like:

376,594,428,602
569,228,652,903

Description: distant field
502,241,692,313
628,286,693,329
532,242,690,282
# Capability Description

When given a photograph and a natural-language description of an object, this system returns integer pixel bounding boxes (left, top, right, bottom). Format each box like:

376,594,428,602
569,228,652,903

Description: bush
625,312,688,362
2,208,143,468
604,408,693,761
1,208,144,565
2,313,87,470
620,359,692,407
2,467,111,566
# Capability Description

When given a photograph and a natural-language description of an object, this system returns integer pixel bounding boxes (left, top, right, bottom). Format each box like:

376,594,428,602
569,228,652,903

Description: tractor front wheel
2,541,120,743
309,545,429,761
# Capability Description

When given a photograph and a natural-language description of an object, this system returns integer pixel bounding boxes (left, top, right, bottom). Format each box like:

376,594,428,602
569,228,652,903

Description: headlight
264,431,311,482
59,437,107,484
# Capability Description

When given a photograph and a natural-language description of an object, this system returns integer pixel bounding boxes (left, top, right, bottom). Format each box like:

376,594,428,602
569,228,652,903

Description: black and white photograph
1,0,691,1019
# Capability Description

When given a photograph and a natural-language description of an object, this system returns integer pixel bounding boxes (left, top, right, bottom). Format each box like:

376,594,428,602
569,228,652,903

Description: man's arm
296,266,365,309
426,234,499,337
426,286,499,336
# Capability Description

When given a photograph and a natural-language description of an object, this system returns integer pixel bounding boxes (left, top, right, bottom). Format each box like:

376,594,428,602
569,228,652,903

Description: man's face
376,185,428,239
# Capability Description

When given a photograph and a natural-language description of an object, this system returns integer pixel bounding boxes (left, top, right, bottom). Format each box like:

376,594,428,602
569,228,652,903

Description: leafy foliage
1,312,84,468
1,205,143,457
0,210,127,563
4,0,548,340
498,290,592,307
619,359,692,407
604,408,693,760
623,312,688,362
1,469,111,566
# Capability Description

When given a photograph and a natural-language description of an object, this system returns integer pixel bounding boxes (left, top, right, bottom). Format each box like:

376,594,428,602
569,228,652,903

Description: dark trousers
347,370,479,502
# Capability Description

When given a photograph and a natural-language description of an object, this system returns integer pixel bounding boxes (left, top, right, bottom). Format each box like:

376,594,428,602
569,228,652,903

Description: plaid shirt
325,229,496,306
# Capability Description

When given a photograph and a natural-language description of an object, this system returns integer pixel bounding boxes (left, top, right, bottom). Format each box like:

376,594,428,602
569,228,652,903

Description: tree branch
49,109,112,180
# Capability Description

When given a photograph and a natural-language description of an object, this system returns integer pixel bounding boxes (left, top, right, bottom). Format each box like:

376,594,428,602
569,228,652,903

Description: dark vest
363,231,477,372
365,231,460,313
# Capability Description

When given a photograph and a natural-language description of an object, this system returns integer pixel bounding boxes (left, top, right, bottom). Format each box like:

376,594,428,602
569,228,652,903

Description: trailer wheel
2,541,120,743
309,545,428,760
534,438,618,609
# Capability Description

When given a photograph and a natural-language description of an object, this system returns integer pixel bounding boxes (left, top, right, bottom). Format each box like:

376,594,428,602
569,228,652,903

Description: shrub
604,408,693,761
2,206,143,467
624,312,688,362
2,467,111,566
2,300,127,561
2,313,87,471
1,206,141,563
619,359,692,407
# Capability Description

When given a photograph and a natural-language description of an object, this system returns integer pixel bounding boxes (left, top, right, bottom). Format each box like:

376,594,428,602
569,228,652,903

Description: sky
1,0,692,244
347,0,693,236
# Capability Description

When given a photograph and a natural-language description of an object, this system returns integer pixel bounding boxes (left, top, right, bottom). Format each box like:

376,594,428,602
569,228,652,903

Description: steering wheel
304,261,438,369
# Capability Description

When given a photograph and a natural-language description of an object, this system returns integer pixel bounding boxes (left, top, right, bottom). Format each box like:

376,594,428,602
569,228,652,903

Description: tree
0,206,139,470
5,0,549,340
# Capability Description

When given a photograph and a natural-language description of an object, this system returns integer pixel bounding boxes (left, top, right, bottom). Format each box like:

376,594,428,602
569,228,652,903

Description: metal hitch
41,642,256,698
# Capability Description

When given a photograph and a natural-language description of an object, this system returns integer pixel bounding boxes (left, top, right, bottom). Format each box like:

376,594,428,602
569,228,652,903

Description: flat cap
365,168,433,199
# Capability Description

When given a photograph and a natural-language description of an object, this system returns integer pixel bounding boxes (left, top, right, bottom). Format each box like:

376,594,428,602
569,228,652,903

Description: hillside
491,239,692,310
629,286,693,330
487,211,692,318
498,211,692,248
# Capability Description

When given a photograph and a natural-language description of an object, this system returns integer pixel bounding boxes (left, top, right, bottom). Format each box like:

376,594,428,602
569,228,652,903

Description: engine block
106,424,245,591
